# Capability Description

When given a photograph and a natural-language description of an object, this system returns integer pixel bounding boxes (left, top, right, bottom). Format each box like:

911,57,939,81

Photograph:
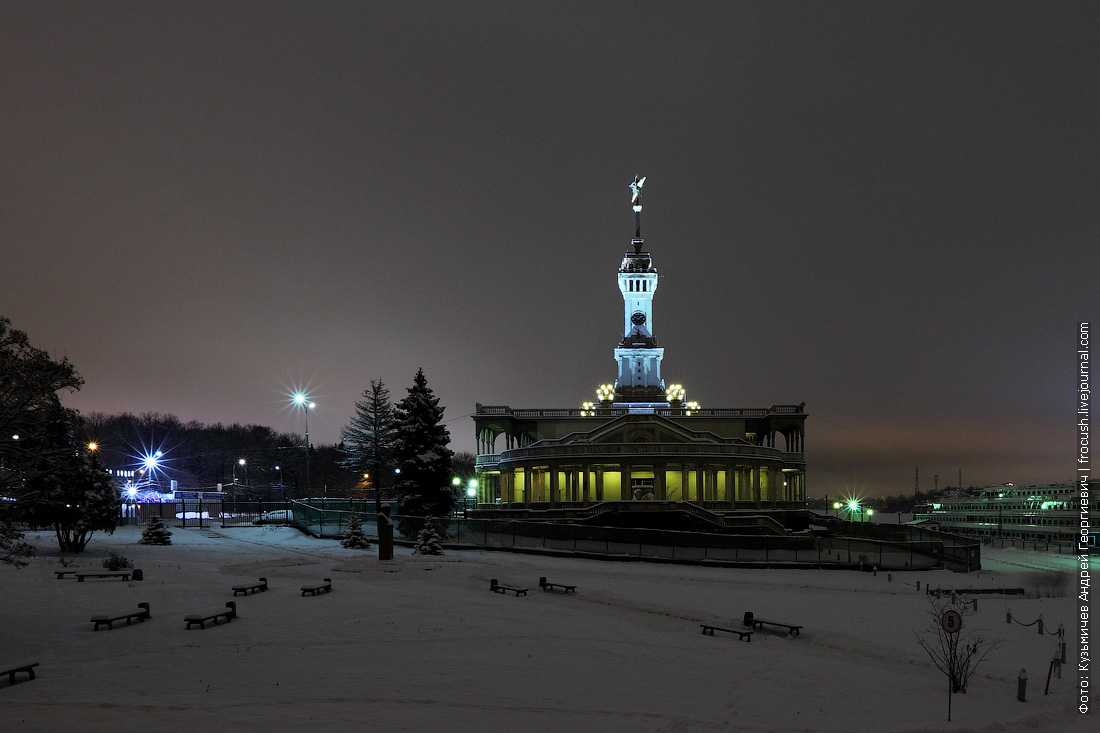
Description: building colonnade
474,460,805,508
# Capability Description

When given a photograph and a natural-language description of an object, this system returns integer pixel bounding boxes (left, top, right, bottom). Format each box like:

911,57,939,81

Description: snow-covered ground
0,525,1086,732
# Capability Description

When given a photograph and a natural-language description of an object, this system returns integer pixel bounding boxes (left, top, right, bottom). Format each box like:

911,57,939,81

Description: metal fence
113,499,980,571
288,500,975,570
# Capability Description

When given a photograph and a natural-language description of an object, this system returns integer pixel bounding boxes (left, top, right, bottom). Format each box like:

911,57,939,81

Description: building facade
471,179,807,515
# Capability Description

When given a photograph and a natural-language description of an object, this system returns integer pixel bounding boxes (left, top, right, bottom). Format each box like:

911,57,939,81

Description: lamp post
467,478,478,516
293,394,315,499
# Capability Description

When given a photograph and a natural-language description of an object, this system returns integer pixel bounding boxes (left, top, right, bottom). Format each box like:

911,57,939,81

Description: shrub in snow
341,515,371,549
139,515,173,545
412,521,445,556
102,551,134,570
914,598,1002,693
1,528,35,567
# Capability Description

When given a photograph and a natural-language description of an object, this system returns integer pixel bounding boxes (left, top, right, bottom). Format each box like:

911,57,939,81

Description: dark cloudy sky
2,2,1095,498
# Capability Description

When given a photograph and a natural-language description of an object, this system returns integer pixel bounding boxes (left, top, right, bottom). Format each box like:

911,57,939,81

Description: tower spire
630,174,646,252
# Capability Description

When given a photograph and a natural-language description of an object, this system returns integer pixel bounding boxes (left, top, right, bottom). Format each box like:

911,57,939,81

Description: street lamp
467,478,478,516
293,393,315,498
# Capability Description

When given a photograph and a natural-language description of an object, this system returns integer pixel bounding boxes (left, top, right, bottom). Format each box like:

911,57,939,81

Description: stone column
582,464,591,506
595,466,604,502
549,462,560,507
655,462,666,500
622,463,633,500
725,467,735,508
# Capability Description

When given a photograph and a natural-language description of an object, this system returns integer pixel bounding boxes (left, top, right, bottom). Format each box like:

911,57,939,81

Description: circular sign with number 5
941,609,962,634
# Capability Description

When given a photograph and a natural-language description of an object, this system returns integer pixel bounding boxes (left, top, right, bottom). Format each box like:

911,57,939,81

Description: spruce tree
21,450,121,553
412,521,445,555
340,514,371,549
139,515,173,545
393,368,455,523
338,379,397,514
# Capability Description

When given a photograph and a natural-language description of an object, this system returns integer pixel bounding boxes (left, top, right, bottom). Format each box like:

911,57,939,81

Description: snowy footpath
0,525,1088,732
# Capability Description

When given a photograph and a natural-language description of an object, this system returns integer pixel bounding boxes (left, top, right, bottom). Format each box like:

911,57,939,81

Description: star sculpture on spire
629,174,646,205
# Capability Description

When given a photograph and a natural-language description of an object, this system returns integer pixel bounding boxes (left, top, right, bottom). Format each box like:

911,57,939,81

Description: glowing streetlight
87,442,98,452
292,393,316,498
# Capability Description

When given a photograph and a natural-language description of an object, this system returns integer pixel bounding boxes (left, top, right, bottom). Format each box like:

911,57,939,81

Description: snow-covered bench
699,624,753,642
743,612,802,636
2,662,39,685
538,576,576,594
75,571,132,582
490,579,528,596
184,602,237,629
54,570,79,579
91,602,151,631
232,577,268,596
301,578,332,597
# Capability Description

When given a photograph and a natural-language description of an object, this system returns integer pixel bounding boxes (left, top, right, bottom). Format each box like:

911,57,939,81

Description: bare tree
915,598,1002,693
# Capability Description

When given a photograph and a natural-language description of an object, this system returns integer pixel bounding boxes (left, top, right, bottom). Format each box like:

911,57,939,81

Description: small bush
102,551,134,570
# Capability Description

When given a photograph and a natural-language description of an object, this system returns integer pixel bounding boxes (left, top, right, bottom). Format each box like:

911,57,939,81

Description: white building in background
912,482,1097,548
470,178,807,524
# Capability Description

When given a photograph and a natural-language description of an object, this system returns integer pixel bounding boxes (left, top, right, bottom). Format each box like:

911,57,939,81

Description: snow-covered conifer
412,521,445,555
139,515,173,545
340,514,371,549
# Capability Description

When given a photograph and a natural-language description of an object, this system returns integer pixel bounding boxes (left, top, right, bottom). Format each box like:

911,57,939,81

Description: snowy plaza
0,525,1086,732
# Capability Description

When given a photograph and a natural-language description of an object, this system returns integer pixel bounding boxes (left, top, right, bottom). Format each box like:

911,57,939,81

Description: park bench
184,602,237,629
301,578,332,597
91,602,151,631
1,662,39,685
490,578,528,597
54,570,79,579
232,577,268,596
75,571,132,582
699,624,753,642
538,576,576,594
743,611,802,636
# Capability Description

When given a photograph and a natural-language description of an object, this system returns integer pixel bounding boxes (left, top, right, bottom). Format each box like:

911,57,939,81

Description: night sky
2,2,1095,498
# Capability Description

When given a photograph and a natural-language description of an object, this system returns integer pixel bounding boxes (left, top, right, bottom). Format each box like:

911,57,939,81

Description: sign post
941,610,962,721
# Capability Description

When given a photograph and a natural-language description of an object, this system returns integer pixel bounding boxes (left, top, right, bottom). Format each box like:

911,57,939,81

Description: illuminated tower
614,175,665,403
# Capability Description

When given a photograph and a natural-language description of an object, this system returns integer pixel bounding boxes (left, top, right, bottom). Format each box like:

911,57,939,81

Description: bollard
1037,615,1043,635
916,580,920,591
1017,668,1027,702
1006,609,1012,624
1059,641,1067,664
873,565,877,576
887,573,892,582
1058,622,1065,639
